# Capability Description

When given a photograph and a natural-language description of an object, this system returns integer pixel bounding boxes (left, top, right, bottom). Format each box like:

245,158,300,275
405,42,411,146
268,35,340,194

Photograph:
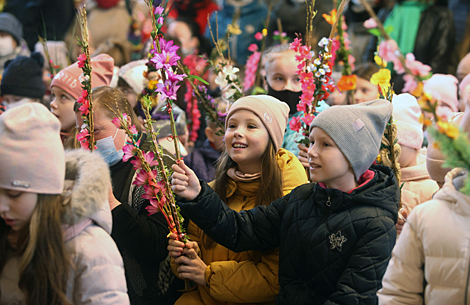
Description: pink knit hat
226,95,289,152
423,74,459,112
51,53,114,100
392,93,423,150
457,53,470,82
0,103,65,194
426,112,463,184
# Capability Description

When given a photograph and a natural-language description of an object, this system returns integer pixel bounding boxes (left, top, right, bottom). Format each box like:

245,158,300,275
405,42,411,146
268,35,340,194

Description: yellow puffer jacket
172,148,308,305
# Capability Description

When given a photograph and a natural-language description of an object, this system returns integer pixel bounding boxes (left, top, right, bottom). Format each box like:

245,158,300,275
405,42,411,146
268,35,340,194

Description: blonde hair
0,194,71,304
263,44,294,76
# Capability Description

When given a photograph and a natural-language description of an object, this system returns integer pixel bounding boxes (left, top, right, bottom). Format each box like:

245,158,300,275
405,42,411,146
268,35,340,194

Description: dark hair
0,194,71,305
173,17,212,56
353,62,380,81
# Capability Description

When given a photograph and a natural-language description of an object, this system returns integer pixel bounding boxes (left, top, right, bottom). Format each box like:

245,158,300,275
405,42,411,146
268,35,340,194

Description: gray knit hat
310,99,392,180
0,13,23,45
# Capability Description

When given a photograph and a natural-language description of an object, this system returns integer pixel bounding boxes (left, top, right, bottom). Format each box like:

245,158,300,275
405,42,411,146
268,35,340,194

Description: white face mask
0,36,15,57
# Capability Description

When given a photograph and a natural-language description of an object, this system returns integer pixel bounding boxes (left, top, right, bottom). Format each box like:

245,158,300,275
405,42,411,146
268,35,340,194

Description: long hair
206,139,282,248
0,194,71,304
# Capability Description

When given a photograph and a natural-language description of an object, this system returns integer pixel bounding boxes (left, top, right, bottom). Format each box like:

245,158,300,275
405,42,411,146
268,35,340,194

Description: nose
50,98,58,110
354,90,362,103
0,197,9,214
307,142,317,158
233,126,245,138
284,80,293,91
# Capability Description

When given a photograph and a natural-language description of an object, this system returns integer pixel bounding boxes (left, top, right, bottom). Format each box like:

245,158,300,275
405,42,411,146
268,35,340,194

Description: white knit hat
0,103,65,194
392,93,423,150
118,59,148,94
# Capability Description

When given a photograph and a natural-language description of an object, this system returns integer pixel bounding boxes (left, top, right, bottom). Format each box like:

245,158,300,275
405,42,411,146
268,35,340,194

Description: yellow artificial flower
376,154,382,164
227,24,242,35
418,92,433,111
322,9,337,25
419,113,432,127
262,28,268,36
370,68,392,94
437,121,459,139
148,79,159,91
411,81,423,98
374,55,387,68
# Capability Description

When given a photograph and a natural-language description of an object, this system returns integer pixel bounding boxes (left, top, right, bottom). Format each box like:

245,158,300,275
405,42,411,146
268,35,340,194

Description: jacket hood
433,168,470,215
313,164,400,221
62,149,112,234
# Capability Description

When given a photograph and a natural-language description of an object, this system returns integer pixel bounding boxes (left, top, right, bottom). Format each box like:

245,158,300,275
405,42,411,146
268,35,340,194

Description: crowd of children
1,0,470,304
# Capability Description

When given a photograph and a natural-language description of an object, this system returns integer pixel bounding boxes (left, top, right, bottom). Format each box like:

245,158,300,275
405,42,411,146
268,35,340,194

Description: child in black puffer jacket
170,99,400,305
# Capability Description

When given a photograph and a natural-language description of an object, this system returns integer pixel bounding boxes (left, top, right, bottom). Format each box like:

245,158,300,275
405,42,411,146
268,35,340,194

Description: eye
61,94,68,100
228,123,236,129
274,77,284,82
248,124,257,129
6,191,22,198
322,142,330,147
294,77,301,83
309,140,315,146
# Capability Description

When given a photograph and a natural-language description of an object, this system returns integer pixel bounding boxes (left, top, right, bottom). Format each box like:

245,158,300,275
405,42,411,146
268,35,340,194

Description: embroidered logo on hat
11,180,30,188
264,113,273,124
352,118,364,132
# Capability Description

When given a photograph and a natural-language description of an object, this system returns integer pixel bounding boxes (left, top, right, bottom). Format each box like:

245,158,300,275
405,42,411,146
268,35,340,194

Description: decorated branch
38,37,59,79
360,0,432,96
111,98,187,242
419,94,470,195
75,7,95,151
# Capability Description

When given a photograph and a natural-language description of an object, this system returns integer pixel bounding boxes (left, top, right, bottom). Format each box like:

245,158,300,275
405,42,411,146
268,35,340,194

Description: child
353,62,380,104
168,95,308,305
263,43,329,156
77,86,182,305
183,98,227,182
0,13,30,75
1,52,46,110
392,94,439,214
0,103,128,304
117,59,147,109
50,53,114,148
171,99,399,304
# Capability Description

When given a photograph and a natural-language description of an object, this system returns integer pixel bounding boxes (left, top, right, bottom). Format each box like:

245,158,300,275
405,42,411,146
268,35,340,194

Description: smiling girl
171,100,400,304
168,95,307,305
0,103,128,304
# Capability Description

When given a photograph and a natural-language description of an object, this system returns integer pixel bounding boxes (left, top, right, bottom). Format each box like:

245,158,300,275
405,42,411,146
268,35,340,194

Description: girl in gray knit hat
171,99,400,304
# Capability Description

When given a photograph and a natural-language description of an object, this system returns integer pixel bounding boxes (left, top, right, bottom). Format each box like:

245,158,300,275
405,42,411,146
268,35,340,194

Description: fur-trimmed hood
62,149,112,234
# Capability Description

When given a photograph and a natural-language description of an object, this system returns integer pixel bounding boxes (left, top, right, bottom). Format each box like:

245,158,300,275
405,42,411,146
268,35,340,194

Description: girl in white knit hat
0,103,129,304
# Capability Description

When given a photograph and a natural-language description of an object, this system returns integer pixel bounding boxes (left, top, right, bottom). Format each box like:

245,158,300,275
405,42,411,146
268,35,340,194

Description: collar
318,170,375,194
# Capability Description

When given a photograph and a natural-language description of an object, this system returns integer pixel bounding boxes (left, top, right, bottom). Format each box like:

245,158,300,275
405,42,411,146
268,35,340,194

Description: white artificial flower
315,71,321,78
223,88,237,99
223,65,240,81
314,58,321,66
319,69,325,75
318,37,329,47
215,71,228,87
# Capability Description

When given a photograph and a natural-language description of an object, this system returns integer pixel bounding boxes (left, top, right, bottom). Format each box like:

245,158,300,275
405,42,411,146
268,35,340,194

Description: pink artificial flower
129,125,138,134
77,53,87,68
111,117,121,128
158,37,179,54
330,39,340,63
156,79,180,101
157,16,164,25
300,71,314,84
299,45,312,60
130,151,159,169
289,116,302,132
402,74,418,93
76,128,90,150
145,203,160,216
166,69,186,82
300,91,314,105
436,106,454,122
79,99,90,116
301,113,315,125
154,6,164,15
150,49,180,70
393,57,405,74
301,81,315,94
254,32,263,41
123,144,137,163
77,90,88,105
248,43,258,52
290,37,302,52
405,53,431,77
348,54,356,70
273,30,280,36
363,18,377,29
378,40,398,62
133,170,150,187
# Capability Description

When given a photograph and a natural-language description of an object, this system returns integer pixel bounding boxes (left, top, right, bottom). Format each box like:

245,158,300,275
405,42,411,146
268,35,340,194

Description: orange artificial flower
437,121,459,139
322,9,337,25
411,81,423,97
337,74,357,91
419,113,432,127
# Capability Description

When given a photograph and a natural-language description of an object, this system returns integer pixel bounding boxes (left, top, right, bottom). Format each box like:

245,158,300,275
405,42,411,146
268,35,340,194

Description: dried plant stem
254,3,273,88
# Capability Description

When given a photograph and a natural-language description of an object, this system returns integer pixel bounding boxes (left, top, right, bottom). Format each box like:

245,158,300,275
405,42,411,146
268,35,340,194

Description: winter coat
177,164,400,304
183,138,221,183
0,150,129,305
173,148,308,305
378,168,470,305
400,154,439,214
109,134,183,305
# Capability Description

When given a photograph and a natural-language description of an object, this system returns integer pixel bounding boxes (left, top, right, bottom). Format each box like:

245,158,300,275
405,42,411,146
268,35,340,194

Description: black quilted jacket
178,165,399,304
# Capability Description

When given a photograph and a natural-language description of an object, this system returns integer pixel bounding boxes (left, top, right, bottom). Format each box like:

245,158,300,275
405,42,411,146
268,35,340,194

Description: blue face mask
95,129,124,166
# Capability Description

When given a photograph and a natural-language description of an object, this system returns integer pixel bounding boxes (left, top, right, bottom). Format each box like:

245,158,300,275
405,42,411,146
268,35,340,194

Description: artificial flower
363,18,377,29
322,9,337,25
437,121,459,139
227,24,242,35
248,43,258,52
223,65,239,81
337,74,357,91
123,144,137,162
402,74,418,94
290,37,302,52
78,98,90,116
405,53,431,78
214,71,228,87
378,40,398,62
158,37,179,54
150,49,180,70
254,32,263,41
223,88,237,99
77,53,87,68
154,6,164,15
318,37,329,47
301,113,315,125
156,79,180,100
289,116,302,132
111,117,121,128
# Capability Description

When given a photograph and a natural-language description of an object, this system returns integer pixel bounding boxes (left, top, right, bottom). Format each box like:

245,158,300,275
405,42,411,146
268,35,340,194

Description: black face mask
266,82,302,115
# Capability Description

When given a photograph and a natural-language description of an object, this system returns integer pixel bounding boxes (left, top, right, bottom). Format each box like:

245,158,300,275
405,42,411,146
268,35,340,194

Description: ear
205,126,215,143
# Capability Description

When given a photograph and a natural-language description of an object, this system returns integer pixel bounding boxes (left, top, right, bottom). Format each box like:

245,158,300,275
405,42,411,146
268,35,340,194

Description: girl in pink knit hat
50,53,114,148
168,95,307,305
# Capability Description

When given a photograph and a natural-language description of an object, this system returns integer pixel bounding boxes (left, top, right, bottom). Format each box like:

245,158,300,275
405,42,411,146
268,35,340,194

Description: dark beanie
1,52,46,98
0,13,23,45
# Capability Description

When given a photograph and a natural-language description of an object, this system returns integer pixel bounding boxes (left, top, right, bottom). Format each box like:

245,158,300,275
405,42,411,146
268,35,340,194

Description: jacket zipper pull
326,196,331,207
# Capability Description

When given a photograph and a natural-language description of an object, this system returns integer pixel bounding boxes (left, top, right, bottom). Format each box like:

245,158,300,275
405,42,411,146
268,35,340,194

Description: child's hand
396,208,408,235
175,249,207,286
168,233,200,258
297,143,309,168
171,161,201,201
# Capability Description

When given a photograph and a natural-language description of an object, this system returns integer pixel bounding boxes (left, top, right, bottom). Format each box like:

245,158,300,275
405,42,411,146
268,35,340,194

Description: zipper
326,196,331,207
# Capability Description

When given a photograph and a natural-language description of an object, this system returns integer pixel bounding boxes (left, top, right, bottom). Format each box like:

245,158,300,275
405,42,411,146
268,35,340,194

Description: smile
233,143,248,148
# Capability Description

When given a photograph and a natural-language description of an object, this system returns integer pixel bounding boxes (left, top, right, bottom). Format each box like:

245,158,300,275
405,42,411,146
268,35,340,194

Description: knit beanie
118,59,147,94
0,13,23,45
51,53,114,100
310,99,392,180
457,53,470,82
1,52,46,98
34,40,70,71
392,93,423,150
426,112,463,184
225,95,289,152
0,103,65,194
423,74,459,112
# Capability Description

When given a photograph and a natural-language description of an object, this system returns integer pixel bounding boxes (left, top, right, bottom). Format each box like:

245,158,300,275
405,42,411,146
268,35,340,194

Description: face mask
0,36,15,57
4,98,30,111
267,83,302,115
95,129,124,166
